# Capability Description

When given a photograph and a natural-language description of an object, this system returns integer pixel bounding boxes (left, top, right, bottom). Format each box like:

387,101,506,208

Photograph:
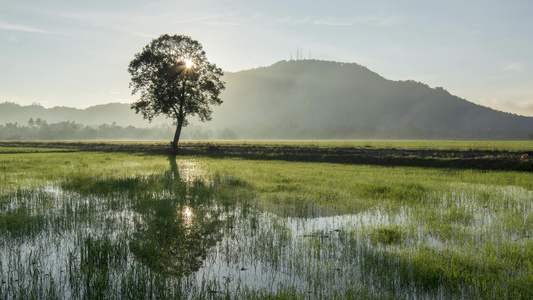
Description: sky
1,0,533,116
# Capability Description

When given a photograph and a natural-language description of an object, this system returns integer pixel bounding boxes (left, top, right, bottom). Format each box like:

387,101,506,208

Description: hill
208,60,533,139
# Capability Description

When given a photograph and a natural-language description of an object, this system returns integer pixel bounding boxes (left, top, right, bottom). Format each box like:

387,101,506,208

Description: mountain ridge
209,60,532,139
0,102,169,127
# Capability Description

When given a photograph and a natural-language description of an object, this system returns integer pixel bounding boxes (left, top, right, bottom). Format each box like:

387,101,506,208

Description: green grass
199,157,533,217
0,146,74,153
1,141,533,298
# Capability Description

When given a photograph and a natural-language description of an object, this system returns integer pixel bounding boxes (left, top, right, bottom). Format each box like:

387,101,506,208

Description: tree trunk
171,121,183,154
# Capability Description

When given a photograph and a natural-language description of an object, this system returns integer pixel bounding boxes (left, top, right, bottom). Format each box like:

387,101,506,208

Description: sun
184,59,194,68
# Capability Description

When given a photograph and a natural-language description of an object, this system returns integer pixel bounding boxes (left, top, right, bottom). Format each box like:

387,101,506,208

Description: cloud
172,13,242,26
185,11,406,28
479,99,533,117
503,62,526,72
0,22,57,34
313,14,405,27
107,89,121,95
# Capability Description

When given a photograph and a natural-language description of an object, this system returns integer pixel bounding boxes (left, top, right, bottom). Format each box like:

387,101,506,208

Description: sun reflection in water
182,206,194,228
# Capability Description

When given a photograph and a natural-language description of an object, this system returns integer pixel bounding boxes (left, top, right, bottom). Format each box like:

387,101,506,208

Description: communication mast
291,46,311,60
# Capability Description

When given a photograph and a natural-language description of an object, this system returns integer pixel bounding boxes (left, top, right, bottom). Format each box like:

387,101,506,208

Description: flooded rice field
1,155,533,299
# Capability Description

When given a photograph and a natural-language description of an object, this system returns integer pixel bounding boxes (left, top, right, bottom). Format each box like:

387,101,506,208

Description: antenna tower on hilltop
291,46,311,60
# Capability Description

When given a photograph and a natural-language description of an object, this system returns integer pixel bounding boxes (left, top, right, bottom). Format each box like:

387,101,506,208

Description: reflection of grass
0,208,45,238
79,235,129,298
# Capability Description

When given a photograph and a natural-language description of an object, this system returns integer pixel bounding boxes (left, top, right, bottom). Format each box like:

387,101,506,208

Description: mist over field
2,60,533,140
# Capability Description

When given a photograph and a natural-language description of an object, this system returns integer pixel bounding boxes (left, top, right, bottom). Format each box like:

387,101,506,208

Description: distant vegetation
0,102,161,127
0,119,219,140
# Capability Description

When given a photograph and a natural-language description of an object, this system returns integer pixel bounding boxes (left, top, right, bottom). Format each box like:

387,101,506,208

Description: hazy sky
1,0,533,116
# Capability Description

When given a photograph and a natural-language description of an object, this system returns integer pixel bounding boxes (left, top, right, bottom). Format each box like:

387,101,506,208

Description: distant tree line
1,118,530,141
0,118,228,140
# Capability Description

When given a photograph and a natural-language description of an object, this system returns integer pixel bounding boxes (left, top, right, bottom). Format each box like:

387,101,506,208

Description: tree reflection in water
129,155,223,277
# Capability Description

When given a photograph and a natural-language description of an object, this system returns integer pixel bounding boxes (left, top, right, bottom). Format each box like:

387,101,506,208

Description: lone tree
128,34,224,153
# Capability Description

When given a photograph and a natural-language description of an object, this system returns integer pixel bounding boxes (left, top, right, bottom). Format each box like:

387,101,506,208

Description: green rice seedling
370,225,403,246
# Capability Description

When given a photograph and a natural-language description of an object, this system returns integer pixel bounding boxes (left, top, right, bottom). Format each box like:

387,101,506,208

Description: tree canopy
128,34,224,152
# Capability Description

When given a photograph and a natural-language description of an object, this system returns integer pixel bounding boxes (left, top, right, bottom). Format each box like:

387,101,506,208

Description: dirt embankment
177,144,532,171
